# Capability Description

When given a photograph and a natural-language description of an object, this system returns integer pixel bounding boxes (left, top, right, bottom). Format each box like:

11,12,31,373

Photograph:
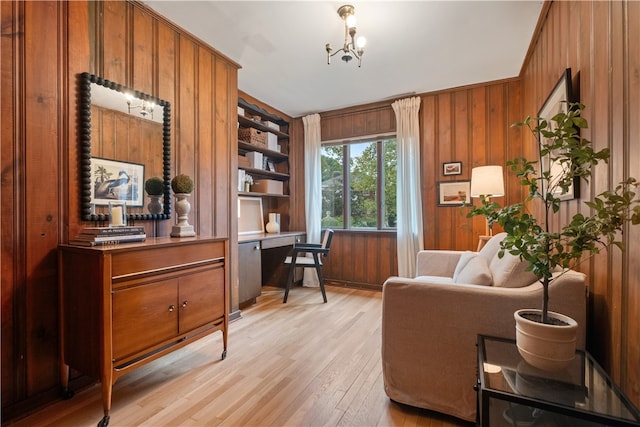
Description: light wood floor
8,286,472,427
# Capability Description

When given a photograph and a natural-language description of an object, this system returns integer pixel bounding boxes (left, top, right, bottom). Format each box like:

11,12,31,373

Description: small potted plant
144,176,164,214
244,174,253,193
171,173,194,195
468,103,640,370
170,174,196,237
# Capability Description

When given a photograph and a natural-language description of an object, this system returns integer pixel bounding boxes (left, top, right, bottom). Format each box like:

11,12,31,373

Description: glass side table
477,335,640,427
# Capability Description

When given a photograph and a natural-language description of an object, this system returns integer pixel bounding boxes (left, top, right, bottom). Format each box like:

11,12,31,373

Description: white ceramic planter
514,309,578,371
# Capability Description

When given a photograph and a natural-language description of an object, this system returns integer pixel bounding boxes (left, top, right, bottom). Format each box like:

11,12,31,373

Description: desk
238,232,305,307
477,335,640,426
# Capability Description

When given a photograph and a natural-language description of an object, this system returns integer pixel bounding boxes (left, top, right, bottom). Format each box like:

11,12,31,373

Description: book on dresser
79,226,145,236
70,226,146,246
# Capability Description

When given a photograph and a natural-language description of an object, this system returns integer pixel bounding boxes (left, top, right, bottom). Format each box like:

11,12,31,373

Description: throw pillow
478,232,507,263
490,251,538,288
454,255,493,286
452,251,475,282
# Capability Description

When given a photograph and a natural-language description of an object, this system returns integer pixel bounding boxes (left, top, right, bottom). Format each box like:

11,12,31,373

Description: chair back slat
321,229,333,255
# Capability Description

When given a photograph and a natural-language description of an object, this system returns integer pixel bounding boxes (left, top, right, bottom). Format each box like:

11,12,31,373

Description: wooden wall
0,0,238,417
521,0,640,405
311,80,524,288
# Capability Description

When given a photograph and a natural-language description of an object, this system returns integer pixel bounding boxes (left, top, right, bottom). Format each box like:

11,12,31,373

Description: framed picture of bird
90,157,145,207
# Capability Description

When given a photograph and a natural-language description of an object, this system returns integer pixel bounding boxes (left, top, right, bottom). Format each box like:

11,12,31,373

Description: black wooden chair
283,229,334,303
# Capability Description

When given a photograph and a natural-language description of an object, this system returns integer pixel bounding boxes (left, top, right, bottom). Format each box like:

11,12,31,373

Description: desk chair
283,229,333,303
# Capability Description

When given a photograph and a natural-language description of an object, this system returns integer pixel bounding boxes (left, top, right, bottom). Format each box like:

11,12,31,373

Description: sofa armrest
381,271,586,422
415,250,465,277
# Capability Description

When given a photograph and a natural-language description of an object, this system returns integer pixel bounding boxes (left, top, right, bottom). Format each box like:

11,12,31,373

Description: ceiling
142,1,544,118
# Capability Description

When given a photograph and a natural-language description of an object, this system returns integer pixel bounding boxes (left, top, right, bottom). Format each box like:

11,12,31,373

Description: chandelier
326,4,367,67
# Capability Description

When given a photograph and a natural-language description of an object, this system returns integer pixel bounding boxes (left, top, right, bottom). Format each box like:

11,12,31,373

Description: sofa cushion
490,251,538,288
478,232,507,263
452,251,475,281
454,254,493,286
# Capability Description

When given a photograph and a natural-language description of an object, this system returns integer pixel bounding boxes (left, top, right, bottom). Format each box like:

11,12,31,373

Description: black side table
477,335,640,426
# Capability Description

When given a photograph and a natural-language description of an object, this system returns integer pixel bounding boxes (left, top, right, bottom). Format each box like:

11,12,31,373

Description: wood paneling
314,81,523,289
1,0,239,418
521,0,640,406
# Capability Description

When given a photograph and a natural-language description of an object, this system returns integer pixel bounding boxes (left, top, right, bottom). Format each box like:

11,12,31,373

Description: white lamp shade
470,165,505,197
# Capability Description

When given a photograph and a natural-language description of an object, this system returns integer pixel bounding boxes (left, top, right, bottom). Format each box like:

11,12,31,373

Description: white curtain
302,113,322,286
392,97,424,278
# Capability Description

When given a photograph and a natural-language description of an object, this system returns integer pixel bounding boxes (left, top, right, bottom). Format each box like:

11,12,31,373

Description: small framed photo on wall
443,161,462,176
438,181,471,206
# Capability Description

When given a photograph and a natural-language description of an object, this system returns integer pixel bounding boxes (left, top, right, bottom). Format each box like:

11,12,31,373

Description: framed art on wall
443,161,462,176
438,181,471,206
90,157,144,207
538,68,579,201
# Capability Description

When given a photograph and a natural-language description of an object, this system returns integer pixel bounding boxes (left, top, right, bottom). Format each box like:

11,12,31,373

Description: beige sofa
381,233,587,422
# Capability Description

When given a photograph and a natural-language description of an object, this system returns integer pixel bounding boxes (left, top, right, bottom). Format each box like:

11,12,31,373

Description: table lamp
470,165,505,236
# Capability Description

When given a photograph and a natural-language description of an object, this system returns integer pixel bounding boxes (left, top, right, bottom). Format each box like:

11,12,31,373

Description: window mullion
343,144,350,229
377,140,383,229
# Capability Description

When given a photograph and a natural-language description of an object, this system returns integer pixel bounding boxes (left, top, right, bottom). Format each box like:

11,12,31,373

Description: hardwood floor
7,286,472,427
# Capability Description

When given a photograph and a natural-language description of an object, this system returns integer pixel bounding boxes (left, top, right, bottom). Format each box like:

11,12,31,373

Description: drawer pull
182,300,188,308
254,245,260,250
168,305,175,312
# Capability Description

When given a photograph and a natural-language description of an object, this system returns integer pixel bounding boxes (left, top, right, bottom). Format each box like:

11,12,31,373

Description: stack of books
70,226,146,247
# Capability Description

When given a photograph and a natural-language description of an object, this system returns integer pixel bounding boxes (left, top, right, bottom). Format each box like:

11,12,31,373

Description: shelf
238,98,288,127
238,115,288,139
239,167,288,181
239,191,289,198
237,98,291,205
238,141,288,160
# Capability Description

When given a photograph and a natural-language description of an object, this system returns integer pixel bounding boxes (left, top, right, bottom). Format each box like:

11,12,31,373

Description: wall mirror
78,72,171,221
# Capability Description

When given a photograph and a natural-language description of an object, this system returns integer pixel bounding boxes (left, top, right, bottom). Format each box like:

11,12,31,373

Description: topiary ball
144,176,164,195
171,174,194,194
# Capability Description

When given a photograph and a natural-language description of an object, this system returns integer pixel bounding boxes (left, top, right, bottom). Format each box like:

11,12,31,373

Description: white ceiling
142,1,544,118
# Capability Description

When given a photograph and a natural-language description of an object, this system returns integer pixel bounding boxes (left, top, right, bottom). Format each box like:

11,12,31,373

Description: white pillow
490,251,538,288
454,255,493,286
478,232,507,262
452,251,475,282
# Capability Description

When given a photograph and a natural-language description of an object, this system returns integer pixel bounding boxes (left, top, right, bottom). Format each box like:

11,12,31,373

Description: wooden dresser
58,236,228,426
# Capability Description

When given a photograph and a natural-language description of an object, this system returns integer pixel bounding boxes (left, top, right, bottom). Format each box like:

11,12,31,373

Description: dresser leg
100,376,113,426
221,327,228,360
60,363,74,399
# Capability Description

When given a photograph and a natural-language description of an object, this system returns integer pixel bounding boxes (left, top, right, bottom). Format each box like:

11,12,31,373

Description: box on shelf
238,155,250,168
267,133,278,151
252,179,283,195
245,151,263,169
237,106,244,116
266,121,280,131
238,127,266,147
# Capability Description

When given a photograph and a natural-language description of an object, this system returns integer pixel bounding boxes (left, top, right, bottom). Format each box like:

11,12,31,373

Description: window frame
321,135,396,231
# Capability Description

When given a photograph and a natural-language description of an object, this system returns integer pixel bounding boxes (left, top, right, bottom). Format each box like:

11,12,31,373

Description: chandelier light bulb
356,36,366,49
346,14,356,28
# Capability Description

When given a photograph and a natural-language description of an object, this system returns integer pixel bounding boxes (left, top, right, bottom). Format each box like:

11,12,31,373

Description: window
321,137,397,229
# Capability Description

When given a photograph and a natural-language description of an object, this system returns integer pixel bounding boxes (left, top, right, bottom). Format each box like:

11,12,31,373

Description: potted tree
144,176,165,215
170,174,196,237
468,103,640,370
